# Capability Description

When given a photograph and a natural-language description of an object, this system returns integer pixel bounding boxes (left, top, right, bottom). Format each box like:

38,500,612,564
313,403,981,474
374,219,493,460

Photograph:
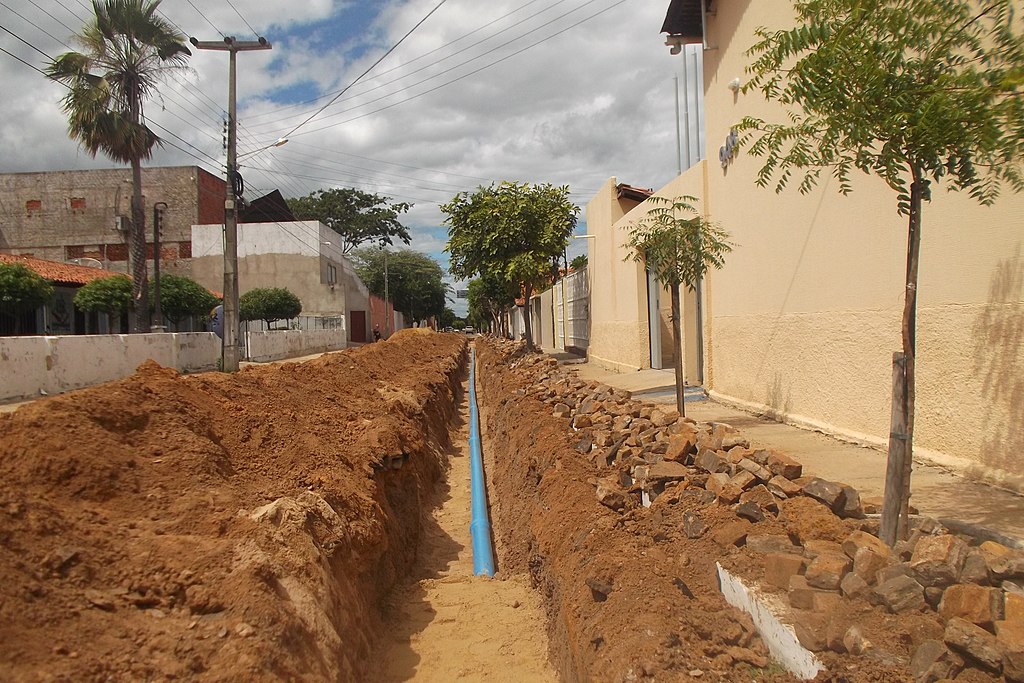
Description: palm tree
46,0,190,332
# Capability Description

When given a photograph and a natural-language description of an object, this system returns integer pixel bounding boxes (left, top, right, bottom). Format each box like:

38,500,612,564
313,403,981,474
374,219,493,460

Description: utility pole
190,35,272,371
152,202,167,331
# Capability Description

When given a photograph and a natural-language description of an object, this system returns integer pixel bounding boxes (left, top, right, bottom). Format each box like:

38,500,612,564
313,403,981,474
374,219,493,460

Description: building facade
0,166,225,277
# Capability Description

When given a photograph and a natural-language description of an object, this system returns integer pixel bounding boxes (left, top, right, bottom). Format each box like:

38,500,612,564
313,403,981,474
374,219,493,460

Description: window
327,264,337,284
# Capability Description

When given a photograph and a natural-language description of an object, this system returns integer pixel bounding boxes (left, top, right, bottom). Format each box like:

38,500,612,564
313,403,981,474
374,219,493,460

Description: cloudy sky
0,0,695,316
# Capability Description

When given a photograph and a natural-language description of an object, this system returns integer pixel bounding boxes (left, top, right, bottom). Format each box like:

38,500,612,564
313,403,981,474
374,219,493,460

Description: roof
0,253,125,285
240,190,296,223
616,183,654,202
661,0,705,38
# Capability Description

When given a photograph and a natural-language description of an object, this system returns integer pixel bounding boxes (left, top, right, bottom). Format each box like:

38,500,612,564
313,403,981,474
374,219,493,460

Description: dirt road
373,380,556,682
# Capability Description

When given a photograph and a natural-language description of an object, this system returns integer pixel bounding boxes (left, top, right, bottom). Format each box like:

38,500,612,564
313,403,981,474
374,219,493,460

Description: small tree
443,182,579,350
150,274,218,327
570,254,589,271
287,188,412,253
738,0,1024,544
0,263,54,334
626,196,732,415
74,275,131,331
239,287,302,328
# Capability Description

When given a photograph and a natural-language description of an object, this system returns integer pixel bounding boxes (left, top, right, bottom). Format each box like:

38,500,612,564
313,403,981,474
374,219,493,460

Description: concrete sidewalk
560,359,1024,542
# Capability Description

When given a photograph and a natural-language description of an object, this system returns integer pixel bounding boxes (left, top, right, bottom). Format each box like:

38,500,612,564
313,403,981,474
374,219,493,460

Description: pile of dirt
475,337,1017,682
0,331,466,681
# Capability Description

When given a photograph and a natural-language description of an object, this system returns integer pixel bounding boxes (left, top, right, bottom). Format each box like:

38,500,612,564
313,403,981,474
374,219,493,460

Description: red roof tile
0,253,126,285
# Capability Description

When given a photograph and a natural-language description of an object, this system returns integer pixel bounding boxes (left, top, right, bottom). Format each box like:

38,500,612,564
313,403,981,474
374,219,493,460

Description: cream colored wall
696,0,1024,489
586,178,651,372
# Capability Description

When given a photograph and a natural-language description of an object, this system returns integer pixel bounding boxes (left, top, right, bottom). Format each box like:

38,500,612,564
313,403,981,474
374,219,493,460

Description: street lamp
237,137,288,161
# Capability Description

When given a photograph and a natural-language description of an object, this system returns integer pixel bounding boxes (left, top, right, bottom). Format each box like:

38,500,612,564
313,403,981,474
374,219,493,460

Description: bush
0,263,54,313
152,274,219,325
239,287,302,327
73,275,132,314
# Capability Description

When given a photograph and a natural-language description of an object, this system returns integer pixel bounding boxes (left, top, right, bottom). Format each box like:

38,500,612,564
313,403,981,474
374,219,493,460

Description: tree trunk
671,282,685,416
880,171,923,545
129,83,149,333
523,282,535,351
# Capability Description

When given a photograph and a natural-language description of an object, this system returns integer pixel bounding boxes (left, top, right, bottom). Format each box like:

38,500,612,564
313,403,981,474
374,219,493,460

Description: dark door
351,310,366,342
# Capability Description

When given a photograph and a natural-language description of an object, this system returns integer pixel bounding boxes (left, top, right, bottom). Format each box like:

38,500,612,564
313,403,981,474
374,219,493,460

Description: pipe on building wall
468,345,495,577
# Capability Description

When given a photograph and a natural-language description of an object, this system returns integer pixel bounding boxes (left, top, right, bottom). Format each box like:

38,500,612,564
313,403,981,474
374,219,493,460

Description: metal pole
190,36,272,372
152,202,167,331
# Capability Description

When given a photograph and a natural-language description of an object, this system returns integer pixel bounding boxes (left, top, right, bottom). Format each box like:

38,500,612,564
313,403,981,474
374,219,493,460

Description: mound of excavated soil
475,338,965,683
0,332,466,682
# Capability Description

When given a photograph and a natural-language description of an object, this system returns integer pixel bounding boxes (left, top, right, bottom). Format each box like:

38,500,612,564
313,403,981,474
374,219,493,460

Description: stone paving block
939,584,1003,628
746,534,799,555
911,535,969,588
910,640,964,683
805,553,852,591
799,477,846,512
853,546,892,586
944,616,1003,672
875,574,926,614
712,519,751,548
766,451,803,480
766,475,801,499
764,552,805,589
739,484,779,513
842,530,891,560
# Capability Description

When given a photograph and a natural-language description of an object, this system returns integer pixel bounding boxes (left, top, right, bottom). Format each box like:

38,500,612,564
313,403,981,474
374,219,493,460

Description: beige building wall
694,0,1024,488
586,178,654,372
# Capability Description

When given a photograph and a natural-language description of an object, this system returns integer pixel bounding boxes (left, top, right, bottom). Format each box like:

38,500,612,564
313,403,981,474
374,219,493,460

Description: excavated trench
0,332,1014,682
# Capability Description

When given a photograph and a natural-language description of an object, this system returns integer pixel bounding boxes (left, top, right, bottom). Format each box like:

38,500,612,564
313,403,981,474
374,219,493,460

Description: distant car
462,326,475,335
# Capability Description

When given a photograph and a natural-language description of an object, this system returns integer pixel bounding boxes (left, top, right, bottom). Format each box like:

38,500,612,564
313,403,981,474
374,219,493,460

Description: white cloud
1,0,692,290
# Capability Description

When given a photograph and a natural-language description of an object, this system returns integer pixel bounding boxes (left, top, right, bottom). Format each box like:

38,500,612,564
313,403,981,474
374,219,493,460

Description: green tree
46,0,191,333
443,181,579,350
239,287,302,328
0,263,54,334
570,254,589,271
350,247,449,325
438,307,458,330
625,196,732,416
287,188,412,253
737,0,1024,544
74,274,131,318
466,273,517,335
150,274,218,326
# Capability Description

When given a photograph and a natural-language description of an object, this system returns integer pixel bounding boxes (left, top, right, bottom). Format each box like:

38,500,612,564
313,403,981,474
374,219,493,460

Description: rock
766,451,803,480
843,626,872,656
83,589,116,611
596,479,627,511
766,475,802,499
791,611,829,652
1005,649,1024,683
705,472,730,495
840,572,870,599
853,546,892,585
716,483,744,505
682,511,707,539
695,447,728,474
573,414,593,429
910,640,964,683
803,540,844,558
650,408,679,427
680,488,717,506
747,534,799,555
553,402,571,417
943,617,1003,672
911,535,969,587
728,470,758,491
712,519,751,548
959,549,991,585
805,553,852,591
842,530,891,559
990,549,1024,581
799,478,846,512
737,459,773,483
764,553,805,589
721,434,750,450
939,584,1003,628
875,574,926,613
664,433,697,464
586,577,614,602
979,541,1013,572
235,622,255,637
790,586,841,612
574,431,593,453
924,586,945,609
739,484,779,513
735,501,766,523
836,485,864,519
647,460,689,482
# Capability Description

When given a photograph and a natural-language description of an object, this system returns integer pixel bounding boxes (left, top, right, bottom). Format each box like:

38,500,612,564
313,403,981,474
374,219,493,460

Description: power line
0,43,48,75
280,0,450,140
184,0,223,37
0,0,73,48
224,0,261,40
24,0,78,35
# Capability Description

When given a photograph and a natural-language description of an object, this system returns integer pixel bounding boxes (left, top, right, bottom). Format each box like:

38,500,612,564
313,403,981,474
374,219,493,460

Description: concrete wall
536,288,555,350
0,333,219,403
692,0,1024,487
0,166,223,278
244,328,346,363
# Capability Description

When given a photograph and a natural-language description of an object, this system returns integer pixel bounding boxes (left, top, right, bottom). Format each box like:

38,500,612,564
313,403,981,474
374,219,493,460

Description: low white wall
245,328,347,363
0,333,220,403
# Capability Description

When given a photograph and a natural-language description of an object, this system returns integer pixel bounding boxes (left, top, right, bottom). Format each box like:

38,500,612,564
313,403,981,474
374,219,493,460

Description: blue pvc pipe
468,346,495,577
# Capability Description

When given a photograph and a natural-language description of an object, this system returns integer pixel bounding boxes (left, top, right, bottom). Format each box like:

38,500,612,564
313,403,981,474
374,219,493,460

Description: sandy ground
372,379,557,683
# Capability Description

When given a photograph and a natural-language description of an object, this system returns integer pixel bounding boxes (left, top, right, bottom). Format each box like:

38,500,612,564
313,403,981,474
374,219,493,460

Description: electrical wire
224,0,261,40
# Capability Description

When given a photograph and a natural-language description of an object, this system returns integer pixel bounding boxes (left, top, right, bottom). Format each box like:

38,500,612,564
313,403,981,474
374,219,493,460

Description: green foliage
466,273,517,331
44,0,191,166
625,196,733,291
350,247,449,324
569,254,589,271
0,263,54,314
737,0,1024,212
438,307,458,329
239,287,302,327
287,188,412,253
73,275,131,314
443,181,579,347
151,274,218,324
